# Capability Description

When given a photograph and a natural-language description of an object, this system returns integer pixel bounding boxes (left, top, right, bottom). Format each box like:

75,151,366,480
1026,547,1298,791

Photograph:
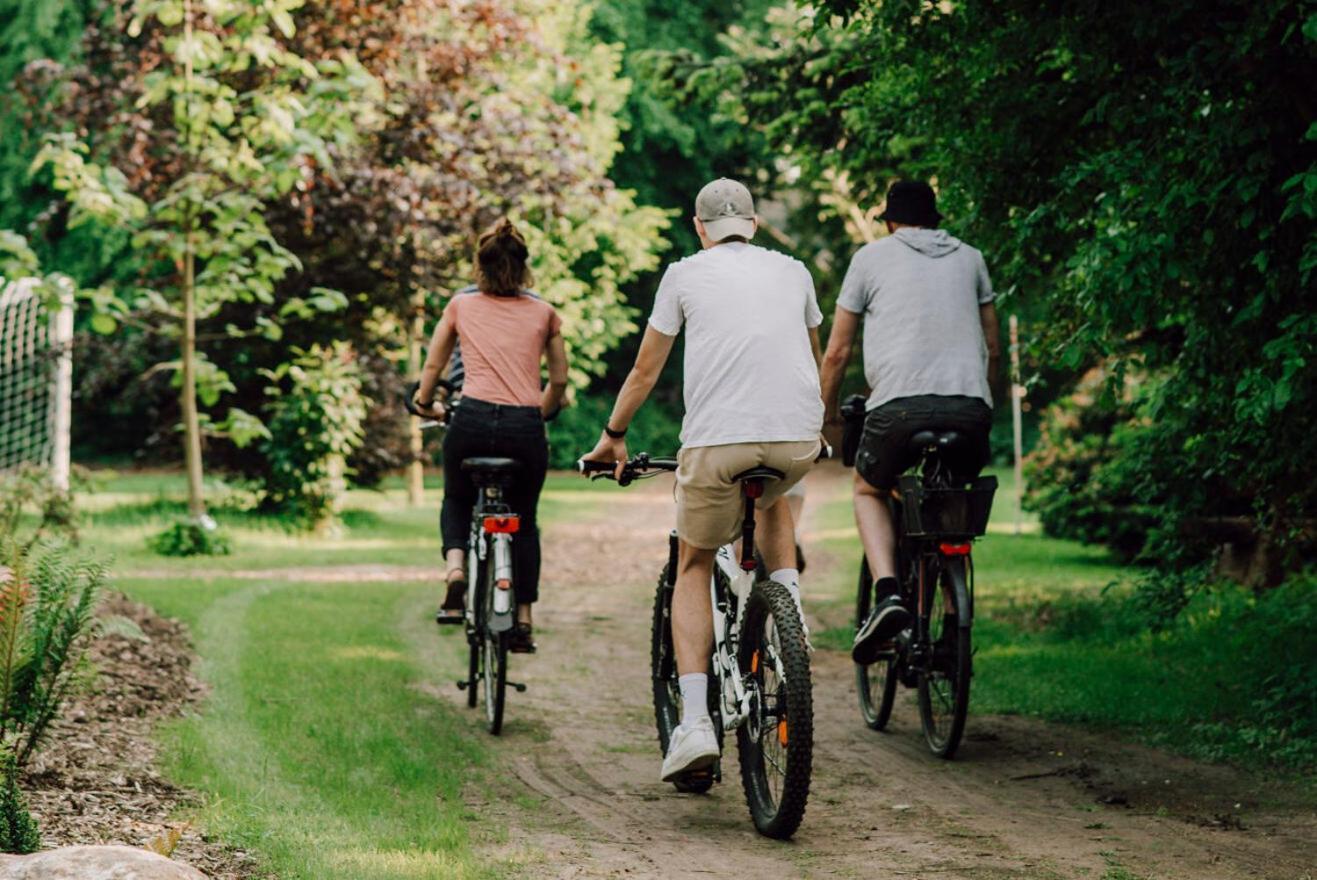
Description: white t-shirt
648,242,824,448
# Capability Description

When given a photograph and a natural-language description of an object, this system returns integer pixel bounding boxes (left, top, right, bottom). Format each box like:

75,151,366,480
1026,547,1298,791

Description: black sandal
434,577,466,625
509,622,537,654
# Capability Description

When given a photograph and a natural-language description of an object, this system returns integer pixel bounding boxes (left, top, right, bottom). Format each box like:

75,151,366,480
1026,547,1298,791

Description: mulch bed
20,593,262,879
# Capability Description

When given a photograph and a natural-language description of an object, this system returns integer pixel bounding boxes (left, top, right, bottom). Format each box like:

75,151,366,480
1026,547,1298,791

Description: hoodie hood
892,227,962,258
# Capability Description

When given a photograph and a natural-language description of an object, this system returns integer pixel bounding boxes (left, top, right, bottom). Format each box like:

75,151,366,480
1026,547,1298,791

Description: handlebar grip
576,459,618,475
402,380,422,417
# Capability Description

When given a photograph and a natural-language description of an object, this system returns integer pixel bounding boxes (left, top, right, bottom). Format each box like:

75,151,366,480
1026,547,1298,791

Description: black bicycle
579,453,814,840
842,395,996,758
404,380,525,735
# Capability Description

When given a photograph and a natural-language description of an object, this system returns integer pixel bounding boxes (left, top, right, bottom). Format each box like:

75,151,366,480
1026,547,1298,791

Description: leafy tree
729,1,1316,601
33,0,374,524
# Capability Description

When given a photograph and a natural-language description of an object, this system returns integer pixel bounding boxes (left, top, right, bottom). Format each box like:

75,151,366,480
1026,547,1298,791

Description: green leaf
89,313,118,335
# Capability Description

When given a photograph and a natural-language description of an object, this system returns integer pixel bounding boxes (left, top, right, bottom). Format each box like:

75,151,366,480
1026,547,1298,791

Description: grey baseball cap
695,178,756,242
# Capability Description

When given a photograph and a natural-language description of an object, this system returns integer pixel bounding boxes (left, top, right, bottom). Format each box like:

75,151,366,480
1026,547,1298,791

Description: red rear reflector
483,516,520,534
744,481,764,499
496,578,511,591
938,542,972,556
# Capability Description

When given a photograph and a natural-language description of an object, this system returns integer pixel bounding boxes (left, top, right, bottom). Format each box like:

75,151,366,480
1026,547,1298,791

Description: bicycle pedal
507,681,528,693
455,680,469,690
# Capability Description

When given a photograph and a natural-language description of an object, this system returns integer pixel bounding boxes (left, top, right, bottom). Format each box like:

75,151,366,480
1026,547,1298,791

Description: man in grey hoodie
819,180,1001,664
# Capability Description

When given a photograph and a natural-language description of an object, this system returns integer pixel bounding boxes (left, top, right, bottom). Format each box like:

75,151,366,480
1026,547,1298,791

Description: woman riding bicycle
413,219,569,654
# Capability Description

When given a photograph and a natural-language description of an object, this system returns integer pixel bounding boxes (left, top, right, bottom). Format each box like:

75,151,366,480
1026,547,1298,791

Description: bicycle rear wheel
855,556,898,731
651,566,722,793
481,558,507,735
917,556,972,758
737,579,813,839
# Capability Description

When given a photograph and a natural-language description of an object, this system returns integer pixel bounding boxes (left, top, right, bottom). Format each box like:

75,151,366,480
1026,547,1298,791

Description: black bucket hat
879,180,942,227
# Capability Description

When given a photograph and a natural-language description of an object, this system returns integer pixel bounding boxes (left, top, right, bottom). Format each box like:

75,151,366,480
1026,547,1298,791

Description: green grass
78,470,608,571
77,470,607,879
808,466,1317,776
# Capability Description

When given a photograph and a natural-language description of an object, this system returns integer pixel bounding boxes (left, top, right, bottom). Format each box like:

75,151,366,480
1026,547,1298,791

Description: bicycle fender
945,557,973,626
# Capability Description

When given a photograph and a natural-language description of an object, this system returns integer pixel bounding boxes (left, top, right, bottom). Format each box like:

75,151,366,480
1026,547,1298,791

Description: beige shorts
676,440,821,549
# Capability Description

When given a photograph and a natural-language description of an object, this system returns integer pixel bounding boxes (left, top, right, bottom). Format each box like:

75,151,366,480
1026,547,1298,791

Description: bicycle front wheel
737,579,813,839
855,556,898,731
917,556,972,758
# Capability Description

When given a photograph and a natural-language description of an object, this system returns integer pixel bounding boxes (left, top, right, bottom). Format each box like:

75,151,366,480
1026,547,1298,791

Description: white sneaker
660,717,720,782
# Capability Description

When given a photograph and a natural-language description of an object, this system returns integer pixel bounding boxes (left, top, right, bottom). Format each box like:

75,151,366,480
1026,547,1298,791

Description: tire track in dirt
429,467,1316,879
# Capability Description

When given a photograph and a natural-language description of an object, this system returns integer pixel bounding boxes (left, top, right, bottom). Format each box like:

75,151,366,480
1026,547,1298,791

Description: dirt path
436,469,1315,880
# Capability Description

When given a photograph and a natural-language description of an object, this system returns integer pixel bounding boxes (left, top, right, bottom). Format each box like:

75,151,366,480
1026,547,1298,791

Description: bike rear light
483,515,520,533
938,542,972,556
495,578,512,591
743,481,765,499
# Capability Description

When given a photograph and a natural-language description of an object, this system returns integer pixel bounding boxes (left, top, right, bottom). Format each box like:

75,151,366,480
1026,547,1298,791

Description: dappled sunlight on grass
329,848,484,879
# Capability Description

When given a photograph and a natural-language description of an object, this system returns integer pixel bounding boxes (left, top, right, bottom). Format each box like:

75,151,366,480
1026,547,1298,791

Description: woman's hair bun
475,217,532,295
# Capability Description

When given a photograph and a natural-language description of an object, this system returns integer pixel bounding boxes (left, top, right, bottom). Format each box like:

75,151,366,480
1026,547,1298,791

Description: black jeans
440,397,549,605
855,394,993,490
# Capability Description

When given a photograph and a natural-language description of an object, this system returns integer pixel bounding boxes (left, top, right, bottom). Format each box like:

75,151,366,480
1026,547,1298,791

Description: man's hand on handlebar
580,432,628,482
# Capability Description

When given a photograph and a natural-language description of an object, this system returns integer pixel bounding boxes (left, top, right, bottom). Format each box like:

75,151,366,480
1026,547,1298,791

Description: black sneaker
509,623,537,654
852,596,913,665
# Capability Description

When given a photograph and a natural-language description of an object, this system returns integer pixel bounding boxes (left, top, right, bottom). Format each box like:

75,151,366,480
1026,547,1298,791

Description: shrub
260,344,369,531
148,521,232,557
0,464,81,552
0,539,106,767
1023,366,1161,562
0,753,39,854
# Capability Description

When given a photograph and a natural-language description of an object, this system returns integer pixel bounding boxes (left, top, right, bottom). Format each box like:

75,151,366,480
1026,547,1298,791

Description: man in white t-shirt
583,178,824,783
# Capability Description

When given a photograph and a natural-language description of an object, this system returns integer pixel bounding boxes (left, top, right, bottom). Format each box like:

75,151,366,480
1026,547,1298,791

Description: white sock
771,568,811,645
679,673,709,725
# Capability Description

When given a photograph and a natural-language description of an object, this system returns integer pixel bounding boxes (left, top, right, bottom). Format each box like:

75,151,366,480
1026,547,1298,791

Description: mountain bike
405,380,526,735
842,395,997,758
579,453,814,840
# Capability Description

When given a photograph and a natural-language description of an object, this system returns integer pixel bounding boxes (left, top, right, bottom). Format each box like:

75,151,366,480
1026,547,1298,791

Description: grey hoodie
837,228,995,410
893,227,963,258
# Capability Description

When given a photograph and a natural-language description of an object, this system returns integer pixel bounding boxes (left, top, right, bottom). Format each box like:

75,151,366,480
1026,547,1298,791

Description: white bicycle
579,453,815,839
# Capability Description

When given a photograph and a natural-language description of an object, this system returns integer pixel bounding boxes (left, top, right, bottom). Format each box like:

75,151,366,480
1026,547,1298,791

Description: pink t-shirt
446,291,562,407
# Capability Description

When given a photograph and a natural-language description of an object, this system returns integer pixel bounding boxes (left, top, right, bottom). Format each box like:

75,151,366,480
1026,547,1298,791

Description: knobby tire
737,579,813,839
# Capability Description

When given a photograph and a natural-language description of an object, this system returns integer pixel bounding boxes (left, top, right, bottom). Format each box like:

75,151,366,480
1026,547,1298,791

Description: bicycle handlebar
579,443,832,487
576,453,678,487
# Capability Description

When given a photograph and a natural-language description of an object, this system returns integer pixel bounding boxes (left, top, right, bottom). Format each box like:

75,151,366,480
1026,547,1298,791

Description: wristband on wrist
604,425,627,439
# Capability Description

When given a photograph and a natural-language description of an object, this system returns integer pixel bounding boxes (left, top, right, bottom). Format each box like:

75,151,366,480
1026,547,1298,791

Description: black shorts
855,395,992,490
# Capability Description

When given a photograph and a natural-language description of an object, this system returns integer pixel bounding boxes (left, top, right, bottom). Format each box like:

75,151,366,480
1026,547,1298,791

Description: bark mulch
20,593,262,879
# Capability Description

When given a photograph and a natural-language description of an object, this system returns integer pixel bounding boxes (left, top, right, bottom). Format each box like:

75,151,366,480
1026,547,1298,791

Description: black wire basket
898,475,998,538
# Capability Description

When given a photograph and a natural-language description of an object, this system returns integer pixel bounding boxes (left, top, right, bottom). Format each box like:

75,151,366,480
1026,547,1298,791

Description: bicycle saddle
461,457,520,475
907,430,970,457
732,465,786,483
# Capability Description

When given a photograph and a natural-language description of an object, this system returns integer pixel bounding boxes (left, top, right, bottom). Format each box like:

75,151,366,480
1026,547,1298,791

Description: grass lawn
88,471,612,879
809,467,1317,775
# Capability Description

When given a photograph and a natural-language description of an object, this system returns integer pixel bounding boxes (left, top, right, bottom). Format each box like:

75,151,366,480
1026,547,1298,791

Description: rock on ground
0,845,206,879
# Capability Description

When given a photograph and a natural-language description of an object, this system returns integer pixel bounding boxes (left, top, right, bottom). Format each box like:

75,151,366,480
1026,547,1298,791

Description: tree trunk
179,0,206,523
180,233,206,521
406,286,425,506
